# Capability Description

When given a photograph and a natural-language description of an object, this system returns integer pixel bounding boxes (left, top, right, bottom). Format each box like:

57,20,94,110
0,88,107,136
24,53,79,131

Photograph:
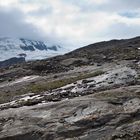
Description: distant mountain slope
0,57,25,68
64,36,140,62
0,37,67,61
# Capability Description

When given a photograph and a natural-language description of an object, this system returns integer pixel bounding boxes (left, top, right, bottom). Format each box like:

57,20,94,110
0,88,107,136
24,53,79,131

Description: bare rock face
0,85,140,140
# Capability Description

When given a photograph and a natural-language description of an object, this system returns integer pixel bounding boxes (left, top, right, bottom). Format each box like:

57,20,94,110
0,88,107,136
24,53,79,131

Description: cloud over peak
0,0,140,49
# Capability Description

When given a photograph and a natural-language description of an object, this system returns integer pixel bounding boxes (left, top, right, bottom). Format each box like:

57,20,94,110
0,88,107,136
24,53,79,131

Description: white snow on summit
0,37,68,61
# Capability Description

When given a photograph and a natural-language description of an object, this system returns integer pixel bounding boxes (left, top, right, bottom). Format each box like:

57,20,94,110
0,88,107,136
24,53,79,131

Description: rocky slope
0,85,140,140
0,37,140,140
0,57,25,68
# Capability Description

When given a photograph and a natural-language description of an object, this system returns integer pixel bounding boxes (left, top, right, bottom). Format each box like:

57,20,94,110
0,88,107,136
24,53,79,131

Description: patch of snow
57,66,137,95
10,76,39,85
71,87,86,93
18,95,42,102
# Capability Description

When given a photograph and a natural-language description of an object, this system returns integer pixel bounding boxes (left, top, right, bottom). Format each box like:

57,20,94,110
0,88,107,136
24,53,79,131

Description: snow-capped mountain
0,37,67,61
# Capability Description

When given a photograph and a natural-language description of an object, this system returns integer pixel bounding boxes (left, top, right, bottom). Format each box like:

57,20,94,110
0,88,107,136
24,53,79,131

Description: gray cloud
0,8,46,41
0,0,140,49
102,22,140,39
98,0,140,13
63,0,140,13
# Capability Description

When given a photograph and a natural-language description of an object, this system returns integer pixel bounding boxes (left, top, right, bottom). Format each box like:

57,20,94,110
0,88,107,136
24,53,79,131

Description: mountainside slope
65,36,140,61
0,36,140,140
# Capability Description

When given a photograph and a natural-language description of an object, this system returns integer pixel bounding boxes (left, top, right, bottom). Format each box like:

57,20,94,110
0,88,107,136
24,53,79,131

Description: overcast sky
0,0,140,49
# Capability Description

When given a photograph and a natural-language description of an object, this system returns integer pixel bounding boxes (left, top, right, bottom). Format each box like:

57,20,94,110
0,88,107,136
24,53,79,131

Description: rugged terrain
0,37,140,140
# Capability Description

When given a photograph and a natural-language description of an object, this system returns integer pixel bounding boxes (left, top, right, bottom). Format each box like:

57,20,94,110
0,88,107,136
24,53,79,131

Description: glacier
0,37,68,61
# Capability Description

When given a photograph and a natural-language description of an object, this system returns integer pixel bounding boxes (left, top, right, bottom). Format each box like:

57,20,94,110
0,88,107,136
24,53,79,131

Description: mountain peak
0,37,67,62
